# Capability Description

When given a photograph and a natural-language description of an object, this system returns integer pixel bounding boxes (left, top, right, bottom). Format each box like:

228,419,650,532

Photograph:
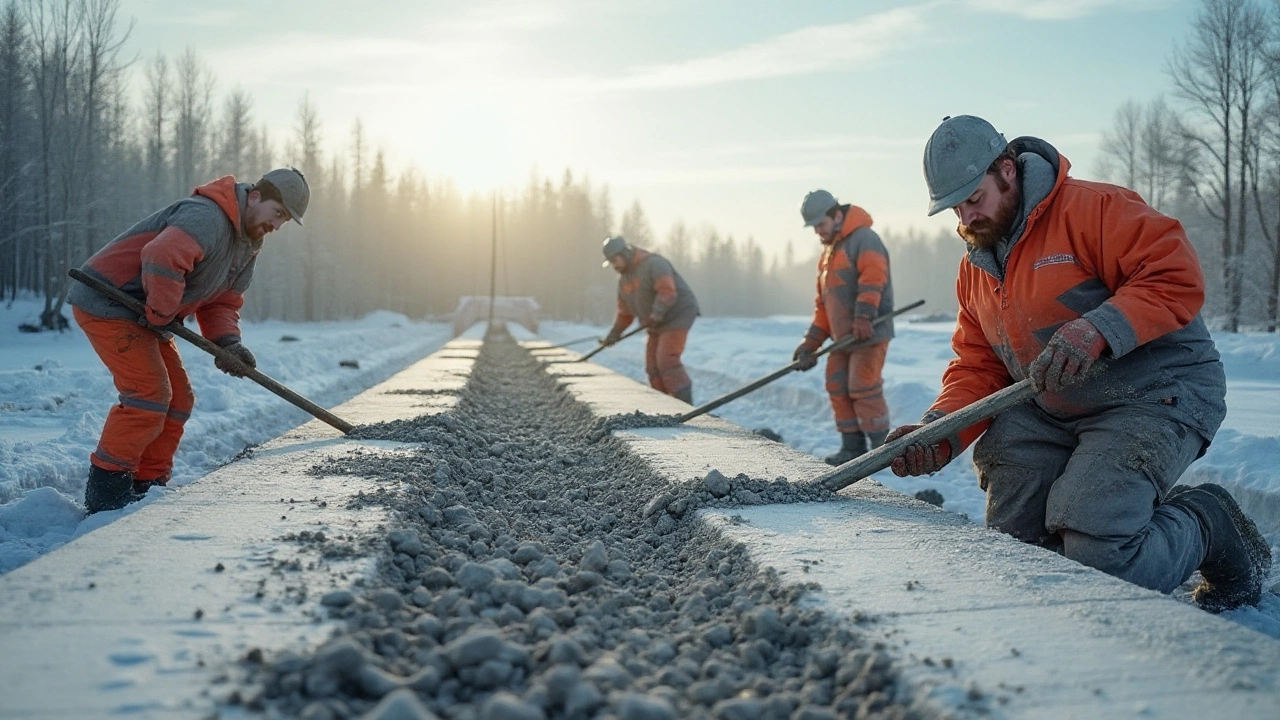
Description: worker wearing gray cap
794,190,896,466
69,167,310,514
886,115,1268,612
600,235,700,403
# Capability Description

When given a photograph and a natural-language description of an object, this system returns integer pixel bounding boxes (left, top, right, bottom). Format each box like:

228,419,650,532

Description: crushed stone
237,327,953,720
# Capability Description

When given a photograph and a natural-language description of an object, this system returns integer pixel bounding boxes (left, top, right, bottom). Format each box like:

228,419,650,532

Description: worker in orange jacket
888,115,1269,612
601,236,700,403
68,168,310,514
793,190,895,465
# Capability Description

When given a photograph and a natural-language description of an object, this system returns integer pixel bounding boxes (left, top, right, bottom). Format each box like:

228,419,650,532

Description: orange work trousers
644,328,691,398
825,339,890,434
74,307,195,481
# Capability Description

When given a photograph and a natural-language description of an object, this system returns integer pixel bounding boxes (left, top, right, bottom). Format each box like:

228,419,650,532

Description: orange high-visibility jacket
803,205,894,348
613,248,699,332
931,138,1225,454
68,177,260,346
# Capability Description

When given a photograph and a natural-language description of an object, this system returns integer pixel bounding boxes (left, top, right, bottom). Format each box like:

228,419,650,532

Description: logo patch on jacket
1033,253,1078,270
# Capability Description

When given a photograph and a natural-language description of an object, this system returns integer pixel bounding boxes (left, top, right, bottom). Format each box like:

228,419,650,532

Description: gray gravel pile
241,329,948,720
584,412,684,443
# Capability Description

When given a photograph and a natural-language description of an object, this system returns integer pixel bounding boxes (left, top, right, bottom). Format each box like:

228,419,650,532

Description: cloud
965,0,1168,21
604,6,929,90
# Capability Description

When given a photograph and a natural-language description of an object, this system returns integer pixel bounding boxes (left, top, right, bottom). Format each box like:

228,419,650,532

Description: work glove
886,422,952,477
602,330,622,347
215,341,257,377
1028,318,1107,393
850,315,875,342
792,342,818,371
137,313,178,340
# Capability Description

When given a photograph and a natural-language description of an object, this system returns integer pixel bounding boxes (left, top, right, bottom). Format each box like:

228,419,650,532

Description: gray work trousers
973,402,1208,593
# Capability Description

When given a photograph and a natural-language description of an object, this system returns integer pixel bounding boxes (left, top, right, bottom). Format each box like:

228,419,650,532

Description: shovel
69,269,355,434
677,299,925,423
575,325,645,363
544,334,603,350
813,378,1038,492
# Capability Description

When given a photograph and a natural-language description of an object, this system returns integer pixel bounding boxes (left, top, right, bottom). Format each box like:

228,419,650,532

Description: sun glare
423,97,525,195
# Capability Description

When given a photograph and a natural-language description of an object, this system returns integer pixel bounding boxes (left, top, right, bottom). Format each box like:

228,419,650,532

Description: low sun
423,96,525,195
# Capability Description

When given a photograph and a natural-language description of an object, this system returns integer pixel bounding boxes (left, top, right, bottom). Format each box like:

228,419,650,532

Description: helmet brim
926,172,985,217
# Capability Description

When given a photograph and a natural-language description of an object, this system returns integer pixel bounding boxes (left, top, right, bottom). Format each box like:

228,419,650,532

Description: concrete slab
533,340,1280,720
0,342,475,719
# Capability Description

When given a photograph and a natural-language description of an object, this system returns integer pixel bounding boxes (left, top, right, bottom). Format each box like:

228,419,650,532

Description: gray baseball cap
923,115,1007,216
800,189,838,227
601,235,629,267
261,167,310,225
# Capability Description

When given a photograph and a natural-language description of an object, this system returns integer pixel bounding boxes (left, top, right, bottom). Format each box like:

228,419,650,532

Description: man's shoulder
640,251,673,270
1056,176,1140,204
167,195,235,242
848,225,885,247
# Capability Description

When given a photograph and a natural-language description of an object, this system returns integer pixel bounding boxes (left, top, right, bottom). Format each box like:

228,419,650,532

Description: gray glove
792,343,818,371
215,342,256,377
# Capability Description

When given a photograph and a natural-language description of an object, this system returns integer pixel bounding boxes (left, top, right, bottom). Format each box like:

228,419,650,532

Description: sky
116,0,1197,259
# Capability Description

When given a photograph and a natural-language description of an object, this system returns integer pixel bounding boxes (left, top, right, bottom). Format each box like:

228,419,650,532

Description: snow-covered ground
1,295,1278,636
0,297,454,574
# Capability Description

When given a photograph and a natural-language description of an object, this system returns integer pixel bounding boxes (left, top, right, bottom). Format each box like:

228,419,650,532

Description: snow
1,296,1278,631
0,297,454,574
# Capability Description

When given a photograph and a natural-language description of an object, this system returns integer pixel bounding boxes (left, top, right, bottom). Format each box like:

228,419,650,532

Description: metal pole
487,193,498,329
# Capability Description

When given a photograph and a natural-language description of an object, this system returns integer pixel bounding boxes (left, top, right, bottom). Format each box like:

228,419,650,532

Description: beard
958,174,1020,249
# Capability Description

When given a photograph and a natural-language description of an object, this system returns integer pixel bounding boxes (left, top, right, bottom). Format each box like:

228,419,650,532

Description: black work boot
673,385,693,404
866,430,889,449
84,465,140,514
133,477,169,496
1167,483,1272,613
824,432,868,466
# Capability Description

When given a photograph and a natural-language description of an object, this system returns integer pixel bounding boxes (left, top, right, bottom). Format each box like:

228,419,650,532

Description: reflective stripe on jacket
804,205,894,348
68,176,261,346
614,248,700,332
932,138,1226,454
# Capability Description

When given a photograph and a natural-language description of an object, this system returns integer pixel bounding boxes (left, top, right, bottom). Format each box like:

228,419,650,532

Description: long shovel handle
575,325,645,363
545,334,601,350
813,378,1038,492
677,299,926,423
69,269,355,435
